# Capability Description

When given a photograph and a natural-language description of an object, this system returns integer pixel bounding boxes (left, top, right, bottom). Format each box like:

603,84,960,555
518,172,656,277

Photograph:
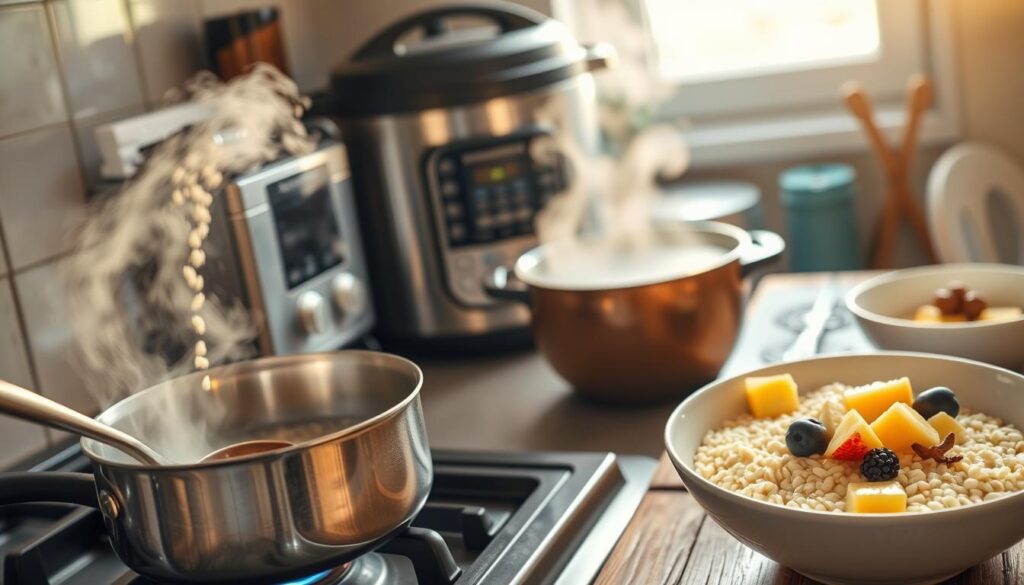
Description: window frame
551,0,962,168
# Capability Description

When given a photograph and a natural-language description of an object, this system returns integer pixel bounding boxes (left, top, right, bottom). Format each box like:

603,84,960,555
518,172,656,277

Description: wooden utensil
843,74,937,268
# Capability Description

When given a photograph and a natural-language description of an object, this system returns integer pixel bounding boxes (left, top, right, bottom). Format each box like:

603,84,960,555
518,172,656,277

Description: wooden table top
594,271,1024,585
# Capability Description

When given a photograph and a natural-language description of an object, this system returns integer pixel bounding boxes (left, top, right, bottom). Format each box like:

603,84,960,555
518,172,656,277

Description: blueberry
786,418,829,457
913,386,960,419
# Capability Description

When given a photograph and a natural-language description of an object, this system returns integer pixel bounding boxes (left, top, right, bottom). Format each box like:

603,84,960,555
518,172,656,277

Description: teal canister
779,164,860,272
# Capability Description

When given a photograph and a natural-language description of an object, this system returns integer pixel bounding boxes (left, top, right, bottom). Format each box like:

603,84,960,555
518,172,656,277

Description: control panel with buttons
425,128,568,306
226,141,375,355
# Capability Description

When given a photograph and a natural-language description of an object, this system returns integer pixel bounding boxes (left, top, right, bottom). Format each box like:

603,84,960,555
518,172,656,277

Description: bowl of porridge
664,352,1024,585
847,263,1024,369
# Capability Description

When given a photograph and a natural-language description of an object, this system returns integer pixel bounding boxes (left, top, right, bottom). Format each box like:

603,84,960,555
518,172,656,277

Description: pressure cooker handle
0,472,98,508
739,229,786,276
354,3,545,60
482,266,532,306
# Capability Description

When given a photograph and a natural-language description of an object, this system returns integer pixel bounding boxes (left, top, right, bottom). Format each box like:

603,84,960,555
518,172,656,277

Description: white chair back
927,142,1024,264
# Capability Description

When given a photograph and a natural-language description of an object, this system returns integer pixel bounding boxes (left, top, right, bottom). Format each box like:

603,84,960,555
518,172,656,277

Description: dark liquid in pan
200,439,293,462
202,416,364,462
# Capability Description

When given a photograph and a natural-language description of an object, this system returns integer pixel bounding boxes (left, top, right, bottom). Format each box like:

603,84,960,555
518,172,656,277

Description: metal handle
0,379,162,466
739,229,786,276
482,266,532,306
353,3,545,60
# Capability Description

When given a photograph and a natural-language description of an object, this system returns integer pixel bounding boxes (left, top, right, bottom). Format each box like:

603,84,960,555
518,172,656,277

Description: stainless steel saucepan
0,351,431,584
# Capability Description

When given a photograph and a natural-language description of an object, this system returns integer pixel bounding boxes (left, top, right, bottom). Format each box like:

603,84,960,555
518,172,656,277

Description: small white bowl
665,353,1024,585
846,263,1024,370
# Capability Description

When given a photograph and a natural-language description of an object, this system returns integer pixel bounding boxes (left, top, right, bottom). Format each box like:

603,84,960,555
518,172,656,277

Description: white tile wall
0,124,87,270
51,0,146,119
0,278,50,468
0,0,354,468
129,0,205,104
14,259,100,416
0,4,68,137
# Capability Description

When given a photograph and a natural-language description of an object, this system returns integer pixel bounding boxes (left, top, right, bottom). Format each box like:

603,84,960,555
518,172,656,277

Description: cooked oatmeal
695,383,1024,513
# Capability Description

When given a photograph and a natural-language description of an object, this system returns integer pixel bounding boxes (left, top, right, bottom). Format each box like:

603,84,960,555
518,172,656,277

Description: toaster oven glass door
267,164,346,289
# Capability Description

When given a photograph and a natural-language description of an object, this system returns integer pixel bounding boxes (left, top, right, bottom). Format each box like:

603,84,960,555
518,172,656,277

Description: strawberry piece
830,433,872,461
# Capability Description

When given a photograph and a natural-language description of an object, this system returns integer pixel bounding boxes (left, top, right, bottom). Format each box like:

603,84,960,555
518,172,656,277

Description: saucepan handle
0,472,98,507
739,229,786,276
482,266,532,306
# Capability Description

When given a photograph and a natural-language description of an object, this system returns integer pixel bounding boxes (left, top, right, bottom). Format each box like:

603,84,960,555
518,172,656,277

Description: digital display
470,161,522,185
267,165,345,289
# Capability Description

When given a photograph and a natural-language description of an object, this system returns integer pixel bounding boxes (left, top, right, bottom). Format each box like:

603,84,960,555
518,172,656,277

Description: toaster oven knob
332,273,366,317
297,291,329,335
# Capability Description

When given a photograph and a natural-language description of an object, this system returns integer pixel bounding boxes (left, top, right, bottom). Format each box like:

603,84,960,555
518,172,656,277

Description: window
553,0,961,167
647,0,881,84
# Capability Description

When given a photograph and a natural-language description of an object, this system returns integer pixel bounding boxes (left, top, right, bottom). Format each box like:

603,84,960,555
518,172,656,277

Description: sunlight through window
643,0,881,83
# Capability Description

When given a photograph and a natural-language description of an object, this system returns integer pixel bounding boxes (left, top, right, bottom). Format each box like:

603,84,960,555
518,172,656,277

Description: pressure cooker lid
328,2,611,116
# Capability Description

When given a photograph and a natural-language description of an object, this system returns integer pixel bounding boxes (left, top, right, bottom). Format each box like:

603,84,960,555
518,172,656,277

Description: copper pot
486,222,784,403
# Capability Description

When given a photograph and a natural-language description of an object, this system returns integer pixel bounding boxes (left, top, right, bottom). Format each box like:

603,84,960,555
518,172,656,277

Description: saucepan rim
664,351,1024,522
513,220,753,292
81,350,424,471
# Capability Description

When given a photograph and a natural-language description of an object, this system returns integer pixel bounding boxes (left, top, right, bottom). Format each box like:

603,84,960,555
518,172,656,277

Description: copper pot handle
739,230,786,276
482,266,532,306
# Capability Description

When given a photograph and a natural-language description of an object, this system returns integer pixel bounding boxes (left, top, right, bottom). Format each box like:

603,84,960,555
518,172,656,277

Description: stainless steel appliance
0,352,430,584
327,2,612,346
96,109,375,356
206,139,376,355
2,446,654,585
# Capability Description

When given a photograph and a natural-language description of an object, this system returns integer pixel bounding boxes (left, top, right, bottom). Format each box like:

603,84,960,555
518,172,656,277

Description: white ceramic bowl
847,264,1024,370
665,353,1024,585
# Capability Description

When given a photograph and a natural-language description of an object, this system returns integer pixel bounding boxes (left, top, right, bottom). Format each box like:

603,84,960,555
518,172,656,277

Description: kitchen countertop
412,271,1024,583
413,271,877,457
595,455,1024,585
416,349,680,456
591,272,1024,585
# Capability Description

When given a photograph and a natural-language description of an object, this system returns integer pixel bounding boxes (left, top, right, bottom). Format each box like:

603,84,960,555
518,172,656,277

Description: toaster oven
203,140,375,355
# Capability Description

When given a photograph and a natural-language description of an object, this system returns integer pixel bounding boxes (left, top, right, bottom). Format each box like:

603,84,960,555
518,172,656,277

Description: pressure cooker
327,1,613,349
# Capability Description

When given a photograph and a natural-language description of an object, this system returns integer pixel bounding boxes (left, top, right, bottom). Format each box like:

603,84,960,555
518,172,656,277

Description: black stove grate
0,447,649,585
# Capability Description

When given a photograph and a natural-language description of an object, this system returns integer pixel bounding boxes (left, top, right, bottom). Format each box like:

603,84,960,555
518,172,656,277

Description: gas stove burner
112,563,356,585
284,563,350,585
775,301,849,334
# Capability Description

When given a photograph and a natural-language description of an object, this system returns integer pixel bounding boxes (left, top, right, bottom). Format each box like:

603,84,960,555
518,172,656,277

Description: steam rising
63,66,313,463
534,0,691,273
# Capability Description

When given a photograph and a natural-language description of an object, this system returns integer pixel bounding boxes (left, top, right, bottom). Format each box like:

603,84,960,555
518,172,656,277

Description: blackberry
860,448,900,482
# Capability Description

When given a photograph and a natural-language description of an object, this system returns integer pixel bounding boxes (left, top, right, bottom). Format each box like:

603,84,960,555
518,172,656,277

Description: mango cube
870,402,941,453
744,374,799,419
928,412,967,444
980,307,1023,322
846,481,907,513
843,377,914,423
914,305,967,323
824,409,884,460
